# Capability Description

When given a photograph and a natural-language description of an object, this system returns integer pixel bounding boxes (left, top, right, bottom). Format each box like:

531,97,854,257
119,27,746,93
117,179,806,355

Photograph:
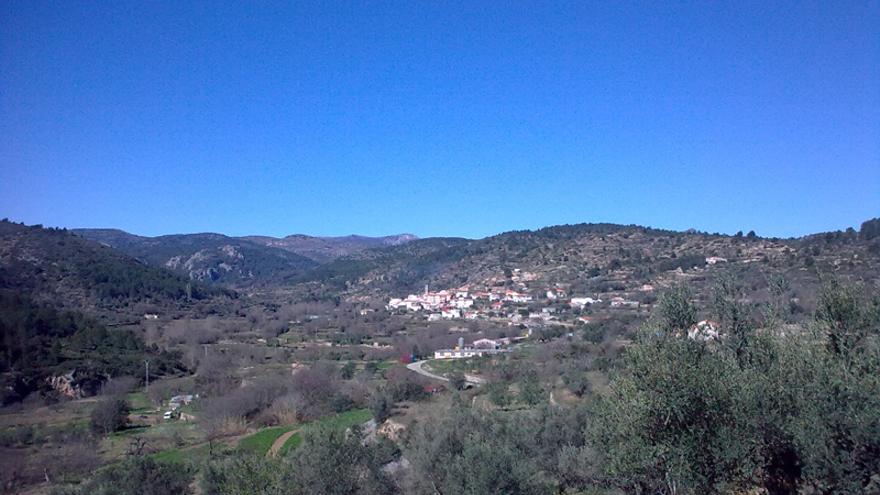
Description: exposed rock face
378,419,406,442
72,229,318,286
46,369,104,399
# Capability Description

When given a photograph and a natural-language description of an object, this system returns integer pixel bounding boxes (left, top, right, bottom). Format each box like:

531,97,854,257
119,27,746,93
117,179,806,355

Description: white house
610,297,640,308
472,338,501,349
505,291,532,303
706,256,728,265
570,297,601,307
441,308,462,319
433,348,487,359
452,298,474,309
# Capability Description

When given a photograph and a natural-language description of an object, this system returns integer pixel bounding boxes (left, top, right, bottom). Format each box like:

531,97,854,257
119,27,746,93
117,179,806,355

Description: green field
375,359,396,371
237,424,298,455
150,408,372,462
126,391,153,413
278,408,371,456
152,443,213,463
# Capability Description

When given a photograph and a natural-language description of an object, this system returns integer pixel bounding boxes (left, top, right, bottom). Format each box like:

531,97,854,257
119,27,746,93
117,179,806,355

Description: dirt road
267,429,298,458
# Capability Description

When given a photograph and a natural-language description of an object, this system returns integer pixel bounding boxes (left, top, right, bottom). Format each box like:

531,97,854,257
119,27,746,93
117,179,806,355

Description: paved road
405,360,485,385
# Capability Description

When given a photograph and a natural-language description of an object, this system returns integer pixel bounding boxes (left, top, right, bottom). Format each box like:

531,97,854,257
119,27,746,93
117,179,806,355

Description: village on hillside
385,257,737,358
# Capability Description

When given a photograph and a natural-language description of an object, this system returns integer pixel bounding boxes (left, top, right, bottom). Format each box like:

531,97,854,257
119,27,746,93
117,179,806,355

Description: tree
52,457,193,495
405,405,549,494
487,381,509,407
286,425,396,494
580,279,880,495
655,285,697,335
859,217,880,240
370,391,392,424
90,397,130,435
815,280,873,360
203,453,284,495
340,361,356,380
519,370,542,405
448,371,467,391
713,272,753,366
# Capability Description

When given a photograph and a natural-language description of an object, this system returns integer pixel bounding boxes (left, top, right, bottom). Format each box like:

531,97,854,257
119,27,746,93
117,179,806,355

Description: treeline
0,290,185,404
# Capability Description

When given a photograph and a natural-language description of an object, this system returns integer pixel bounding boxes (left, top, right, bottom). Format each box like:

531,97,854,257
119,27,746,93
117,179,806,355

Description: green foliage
279,408,373,456
0,291,185,404
486,381,509,407
518,369,543,405
370,391,392,424
0,221,228,307
448,371,467,391
713,272,753,365
405,405,553,494
205,425,395,495
579,279,880,494
340,360,356,379
237,425,297,455
860,217,880,240
815,279,876,359
203,453,285,495
655,284,697,334
288,425,396,494
51,457,193,495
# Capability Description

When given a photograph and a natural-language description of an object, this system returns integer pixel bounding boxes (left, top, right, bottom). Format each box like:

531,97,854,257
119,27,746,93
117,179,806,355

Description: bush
90,397,130,435
51,457,193,495
574,279,880,494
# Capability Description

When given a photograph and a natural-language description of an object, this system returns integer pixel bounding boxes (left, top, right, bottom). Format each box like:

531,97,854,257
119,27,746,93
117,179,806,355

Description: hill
294,221,880,312
240,233,418,263
73,229,320,286
0,289,186,404
0,221,231,320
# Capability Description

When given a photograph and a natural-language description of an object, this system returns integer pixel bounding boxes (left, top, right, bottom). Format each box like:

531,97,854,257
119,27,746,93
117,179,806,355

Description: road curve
405,360,485,385
406,360,449,382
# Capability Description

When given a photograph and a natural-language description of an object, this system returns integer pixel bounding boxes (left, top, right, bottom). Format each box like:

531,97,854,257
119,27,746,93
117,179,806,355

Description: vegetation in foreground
39,278,880,495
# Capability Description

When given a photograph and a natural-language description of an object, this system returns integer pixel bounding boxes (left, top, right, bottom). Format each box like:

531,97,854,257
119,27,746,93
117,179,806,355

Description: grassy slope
237,424,298,455
278,408,371,456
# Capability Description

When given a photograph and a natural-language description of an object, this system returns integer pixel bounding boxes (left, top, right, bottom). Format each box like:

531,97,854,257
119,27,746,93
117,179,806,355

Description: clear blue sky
2,1,878,239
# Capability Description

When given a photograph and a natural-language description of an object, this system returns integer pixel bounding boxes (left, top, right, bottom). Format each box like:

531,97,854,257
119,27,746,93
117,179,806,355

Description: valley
1,218,879,494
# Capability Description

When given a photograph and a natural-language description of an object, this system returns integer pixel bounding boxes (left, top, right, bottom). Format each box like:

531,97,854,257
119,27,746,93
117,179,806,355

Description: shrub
90,397,130,435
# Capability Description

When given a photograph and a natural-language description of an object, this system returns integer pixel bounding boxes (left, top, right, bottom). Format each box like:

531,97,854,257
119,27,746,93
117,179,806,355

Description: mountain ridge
72,229,319,286
0,221,232,321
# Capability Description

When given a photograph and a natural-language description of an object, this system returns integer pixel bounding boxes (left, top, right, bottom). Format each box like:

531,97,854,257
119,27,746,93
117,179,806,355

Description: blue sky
1,1,878,239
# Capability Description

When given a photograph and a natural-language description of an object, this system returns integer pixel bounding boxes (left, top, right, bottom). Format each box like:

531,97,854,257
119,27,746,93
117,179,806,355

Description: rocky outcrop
377,419,406,442
46,369,105,399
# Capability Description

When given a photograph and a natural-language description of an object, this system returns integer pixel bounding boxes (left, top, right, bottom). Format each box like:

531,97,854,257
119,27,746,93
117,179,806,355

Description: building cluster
386,281,618,324
386,285,538,320
163,394,196,421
